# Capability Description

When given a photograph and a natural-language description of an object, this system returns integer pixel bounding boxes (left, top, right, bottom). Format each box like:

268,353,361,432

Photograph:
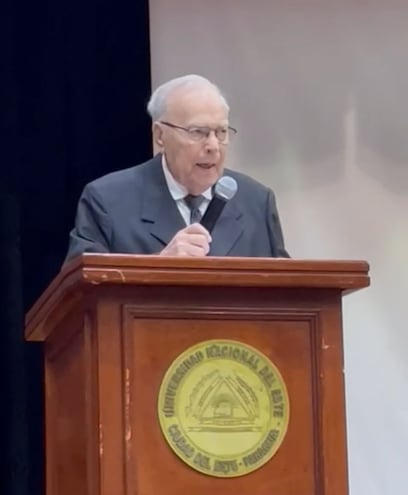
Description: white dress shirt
161,155,212,225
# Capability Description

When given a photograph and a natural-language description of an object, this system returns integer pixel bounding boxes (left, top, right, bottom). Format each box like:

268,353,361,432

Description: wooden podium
25,254,369,495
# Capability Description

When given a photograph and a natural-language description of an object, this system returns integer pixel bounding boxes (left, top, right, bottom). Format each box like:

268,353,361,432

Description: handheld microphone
200,176,238,233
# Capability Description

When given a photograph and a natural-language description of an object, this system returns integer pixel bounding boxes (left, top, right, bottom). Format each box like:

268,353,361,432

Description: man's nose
204,131,220,151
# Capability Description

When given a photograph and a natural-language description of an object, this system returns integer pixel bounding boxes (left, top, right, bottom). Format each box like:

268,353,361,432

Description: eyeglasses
160,121,237,144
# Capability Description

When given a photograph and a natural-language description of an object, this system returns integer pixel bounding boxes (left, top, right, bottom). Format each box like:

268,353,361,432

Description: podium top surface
25,254,370,341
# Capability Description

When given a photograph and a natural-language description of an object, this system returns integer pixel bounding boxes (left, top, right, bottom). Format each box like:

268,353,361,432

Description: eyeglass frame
159,120,237,143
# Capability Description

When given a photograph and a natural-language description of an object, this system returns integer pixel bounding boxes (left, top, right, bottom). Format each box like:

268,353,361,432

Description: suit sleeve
266,189,290,258
64,184,112,264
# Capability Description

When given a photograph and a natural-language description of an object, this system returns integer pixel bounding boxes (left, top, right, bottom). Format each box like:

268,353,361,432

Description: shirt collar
161,154,212,201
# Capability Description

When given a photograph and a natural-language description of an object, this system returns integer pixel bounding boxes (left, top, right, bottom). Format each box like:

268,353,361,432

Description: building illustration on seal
185,369,262,432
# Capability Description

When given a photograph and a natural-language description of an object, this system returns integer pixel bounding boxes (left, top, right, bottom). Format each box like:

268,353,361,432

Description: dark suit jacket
65,154,289,262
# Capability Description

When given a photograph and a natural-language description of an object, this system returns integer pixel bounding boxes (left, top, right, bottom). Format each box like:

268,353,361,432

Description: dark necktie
184,194,205,224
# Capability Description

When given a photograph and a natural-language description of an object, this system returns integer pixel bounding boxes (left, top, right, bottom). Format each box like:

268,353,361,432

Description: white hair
147,74,229,121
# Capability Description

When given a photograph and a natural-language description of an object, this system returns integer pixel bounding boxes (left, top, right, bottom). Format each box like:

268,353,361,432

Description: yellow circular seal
158,340,289,478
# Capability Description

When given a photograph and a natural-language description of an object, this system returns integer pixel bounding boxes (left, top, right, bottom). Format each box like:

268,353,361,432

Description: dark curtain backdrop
1,1,152,493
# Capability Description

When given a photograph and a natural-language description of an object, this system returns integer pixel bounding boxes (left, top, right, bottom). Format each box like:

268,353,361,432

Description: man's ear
152,122,164,148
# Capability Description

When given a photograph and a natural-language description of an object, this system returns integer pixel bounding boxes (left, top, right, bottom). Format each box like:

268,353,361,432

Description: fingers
159,224,212,257
163,241,209,257
183,223,212,242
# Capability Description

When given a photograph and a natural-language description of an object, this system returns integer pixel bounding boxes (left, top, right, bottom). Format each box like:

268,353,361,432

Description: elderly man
64,74,288,261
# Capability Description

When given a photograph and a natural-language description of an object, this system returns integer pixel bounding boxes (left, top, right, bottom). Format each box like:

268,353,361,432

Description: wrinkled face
153,87,230,195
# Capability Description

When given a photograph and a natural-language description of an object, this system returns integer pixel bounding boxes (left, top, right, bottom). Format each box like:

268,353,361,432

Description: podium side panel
45,311,99,495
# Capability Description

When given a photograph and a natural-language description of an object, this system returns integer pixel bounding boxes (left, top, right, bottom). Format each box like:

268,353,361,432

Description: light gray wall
149,1,408,493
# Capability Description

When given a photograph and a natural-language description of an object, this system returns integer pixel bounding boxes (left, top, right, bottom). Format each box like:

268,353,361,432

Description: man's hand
159,223,212,257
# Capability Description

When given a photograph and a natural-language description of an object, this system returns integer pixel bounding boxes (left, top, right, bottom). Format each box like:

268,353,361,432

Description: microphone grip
200,195,227,233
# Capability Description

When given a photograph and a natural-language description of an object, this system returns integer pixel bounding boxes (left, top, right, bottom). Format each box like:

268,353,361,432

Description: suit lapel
140,155,186,247
208,200,244,256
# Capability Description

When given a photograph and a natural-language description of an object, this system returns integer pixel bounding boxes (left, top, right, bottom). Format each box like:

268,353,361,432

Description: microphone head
214,176,238,200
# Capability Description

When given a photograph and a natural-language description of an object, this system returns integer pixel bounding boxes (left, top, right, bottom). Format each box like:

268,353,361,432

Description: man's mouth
196,162,215,169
